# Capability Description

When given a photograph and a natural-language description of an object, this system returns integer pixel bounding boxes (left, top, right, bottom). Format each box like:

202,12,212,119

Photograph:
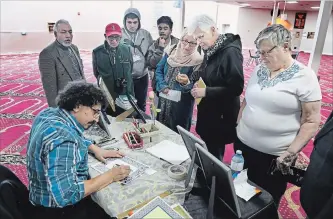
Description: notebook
146,140,190,165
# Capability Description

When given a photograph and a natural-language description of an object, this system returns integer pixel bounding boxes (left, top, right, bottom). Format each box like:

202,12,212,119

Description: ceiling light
239,3,250,7
311,6,320,9
287,1,298,3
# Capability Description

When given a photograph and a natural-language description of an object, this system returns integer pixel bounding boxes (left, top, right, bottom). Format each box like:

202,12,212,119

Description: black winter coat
195,34,244,144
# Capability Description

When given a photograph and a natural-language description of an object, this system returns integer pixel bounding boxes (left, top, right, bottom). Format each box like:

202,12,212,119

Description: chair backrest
295,51,300,60
250,49,260,58
0,165,31,219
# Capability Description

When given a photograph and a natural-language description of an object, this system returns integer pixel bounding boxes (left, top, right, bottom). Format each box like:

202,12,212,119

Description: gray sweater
121,28,153,79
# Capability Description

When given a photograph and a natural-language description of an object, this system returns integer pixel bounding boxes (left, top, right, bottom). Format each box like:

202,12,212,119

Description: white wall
184,1,218,28
0,0,181,38
131,1,182,39
0,0,239,43
237,8,271,49
237,8,333,55
184,2,240,35
0,1,131,32
1,1,331,55
0,0,231,53
216,3,240,34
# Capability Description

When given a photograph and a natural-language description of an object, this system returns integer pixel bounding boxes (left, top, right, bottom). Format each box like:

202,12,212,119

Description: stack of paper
233,169,261,201
146,140,190,165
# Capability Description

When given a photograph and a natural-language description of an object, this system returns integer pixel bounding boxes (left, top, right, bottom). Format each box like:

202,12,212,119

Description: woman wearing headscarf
155,28,203,132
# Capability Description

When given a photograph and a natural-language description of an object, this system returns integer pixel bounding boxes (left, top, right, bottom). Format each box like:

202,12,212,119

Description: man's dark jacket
92,41,134,102
301,110,333,219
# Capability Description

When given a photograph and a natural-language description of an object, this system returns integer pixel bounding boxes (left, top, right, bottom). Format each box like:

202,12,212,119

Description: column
271,1,279,24
308,0,333,76
181,0,185,31
216,3,219,25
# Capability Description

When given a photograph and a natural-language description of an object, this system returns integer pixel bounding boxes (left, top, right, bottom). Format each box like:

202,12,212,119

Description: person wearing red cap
92,23,134,116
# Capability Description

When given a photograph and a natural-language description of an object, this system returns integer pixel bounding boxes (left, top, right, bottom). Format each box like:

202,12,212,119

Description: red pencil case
123,132,143,149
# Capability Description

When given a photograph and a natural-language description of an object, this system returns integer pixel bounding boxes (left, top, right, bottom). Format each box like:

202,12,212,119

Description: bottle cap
236,150,242,155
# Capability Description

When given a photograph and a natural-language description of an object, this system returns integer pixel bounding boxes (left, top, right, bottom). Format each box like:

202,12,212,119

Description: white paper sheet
106,159,138,174
90,156,156,185
159,90,181,102
91,159,136,175
233,169,259,201
145,168,157,176
146,140,190,165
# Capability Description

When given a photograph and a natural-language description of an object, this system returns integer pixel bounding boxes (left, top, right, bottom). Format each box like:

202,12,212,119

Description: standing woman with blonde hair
155,28,203,132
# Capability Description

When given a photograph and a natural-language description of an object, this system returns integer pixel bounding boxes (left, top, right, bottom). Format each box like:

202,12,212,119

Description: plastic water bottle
230,150,244,177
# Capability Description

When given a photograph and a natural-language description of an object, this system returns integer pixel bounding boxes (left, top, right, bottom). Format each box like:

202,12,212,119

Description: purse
267,159,306,187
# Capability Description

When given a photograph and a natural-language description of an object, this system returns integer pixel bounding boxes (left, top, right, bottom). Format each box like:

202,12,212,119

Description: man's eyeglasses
90,107,101,117
256,46,277,56
181,39,197,47
108,36,121,41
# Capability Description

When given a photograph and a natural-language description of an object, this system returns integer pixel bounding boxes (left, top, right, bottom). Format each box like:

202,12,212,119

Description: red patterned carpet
0,50,332,219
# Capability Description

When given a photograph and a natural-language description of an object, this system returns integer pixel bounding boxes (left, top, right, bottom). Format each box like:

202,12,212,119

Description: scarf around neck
206,34,227,58
166,42,203,68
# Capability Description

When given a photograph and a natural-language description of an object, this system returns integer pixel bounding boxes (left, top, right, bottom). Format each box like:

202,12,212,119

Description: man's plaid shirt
26,107,92,207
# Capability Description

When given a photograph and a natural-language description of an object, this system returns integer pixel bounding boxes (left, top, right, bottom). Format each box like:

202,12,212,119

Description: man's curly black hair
56,81,107,111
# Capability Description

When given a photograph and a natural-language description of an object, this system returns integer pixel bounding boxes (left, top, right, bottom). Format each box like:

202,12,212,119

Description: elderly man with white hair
189,15,244,160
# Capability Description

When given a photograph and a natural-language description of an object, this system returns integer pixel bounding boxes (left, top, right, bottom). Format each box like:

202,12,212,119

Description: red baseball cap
105,23,122,37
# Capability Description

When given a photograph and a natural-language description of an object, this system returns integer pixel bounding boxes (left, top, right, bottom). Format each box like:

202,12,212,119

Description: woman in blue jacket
155,29,203,132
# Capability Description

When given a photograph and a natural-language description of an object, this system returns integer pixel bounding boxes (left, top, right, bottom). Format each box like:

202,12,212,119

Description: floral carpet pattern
0,50,332,219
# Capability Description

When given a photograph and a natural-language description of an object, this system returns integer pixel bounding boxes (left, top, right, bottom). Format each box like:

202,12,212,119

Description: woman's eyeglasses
181,39,197,47
256,46,277,56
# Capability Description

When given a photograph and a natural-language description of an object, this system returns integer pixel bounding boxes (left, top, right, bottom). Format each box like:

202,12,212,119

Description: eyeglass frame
90,107,101,117
107,35,121,41
256,45,277,57
180,39,197,47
